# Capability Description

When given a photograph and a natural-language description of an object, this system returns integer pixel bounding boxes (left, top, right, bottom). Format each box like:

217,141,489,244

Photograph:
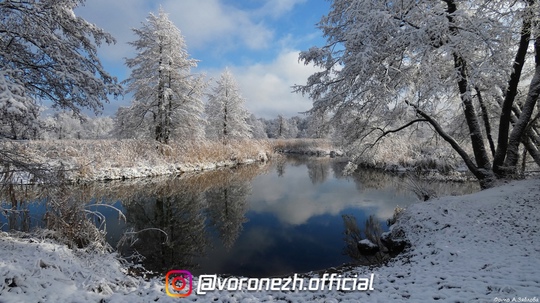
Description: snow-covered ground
1,179,539,302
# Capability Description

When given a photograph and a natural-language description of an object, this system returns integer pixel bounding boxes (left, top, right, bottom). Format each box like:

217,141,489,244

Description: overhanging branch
371,119,427,147
405,100,483,179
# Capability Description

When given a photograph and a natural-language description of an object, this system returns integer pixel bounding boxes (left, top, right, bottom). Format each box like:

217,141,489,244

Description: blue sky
75,0,330,119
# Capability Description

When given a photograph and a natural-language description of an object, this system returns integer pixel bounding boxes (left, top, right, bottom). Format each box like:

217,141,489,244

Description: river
0,156,479,278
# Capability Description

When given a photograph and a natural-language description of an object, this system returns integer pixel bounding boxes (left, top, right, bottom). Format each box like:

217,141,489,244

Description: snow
358,239,378,248
1,179,539,302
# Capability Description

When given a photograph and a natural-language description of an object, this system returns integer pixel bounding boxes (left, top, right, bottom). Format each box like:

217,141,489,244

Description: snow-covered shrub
347,132,468,174
403,173,438,201
386,206,405,226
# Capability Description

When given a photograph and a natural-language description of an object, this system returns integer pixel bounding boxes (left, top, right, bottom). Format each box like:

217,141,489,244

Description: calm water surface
1,156,479,277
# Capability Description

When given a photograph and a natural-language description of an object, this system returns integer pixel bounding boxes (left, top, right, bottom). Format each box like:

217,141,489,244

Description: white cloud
162,0,274,51
74,1,324,118
256,0,308,18
76,0,277,64
228,50,321,118
248,164,417,226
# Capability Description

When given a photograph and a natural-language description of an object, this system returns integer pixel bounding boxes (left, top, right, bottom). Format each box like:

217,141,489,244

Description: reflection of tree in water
1,163,266,274
275,157,287,177
1,184,90,233
117,164,266,273
331,159,349,179
274,155,347,185
274,155,337,183
121,188,207,274
2,184,27,231
205,181,250,249
306,159,331,184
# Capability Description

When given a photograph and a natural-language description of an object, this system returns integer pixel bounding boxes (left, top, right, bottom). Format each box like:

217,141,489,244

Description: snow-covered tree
205,69,252,142
45,112,82,139
246,114,268,139
266,115,298,138
306,110,331,139
123,9,205,144
1,0,120,181
88,116,114,139
0,73,42,139
42,112,114,139
113,103,152,140
0,0,121,134
296,0,540,188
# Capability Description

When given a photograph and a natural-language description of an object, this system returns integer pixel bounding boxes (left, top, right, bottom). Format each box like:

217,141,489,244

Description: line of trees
1,3,328,144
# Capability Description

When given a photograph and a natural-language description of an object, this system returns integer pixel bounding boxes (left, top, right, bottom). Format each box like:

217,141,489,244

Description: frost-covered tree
1,0,120,181
267,115,298,138
306,110,331,139
42,112,114,139
246,114,268,139
88,116,114,139
123,9,205,144
113,103,152,140
205,69,251,142
45,112,82,139
296,0,540,188
0,0,121,134
0,73,42,139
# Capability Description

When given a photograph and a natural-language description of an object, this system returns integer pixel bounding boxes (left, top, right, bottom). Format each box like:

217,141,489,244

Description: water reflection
115,164,266,273
205,182,250,249
0,157,479,277
120,187,208,274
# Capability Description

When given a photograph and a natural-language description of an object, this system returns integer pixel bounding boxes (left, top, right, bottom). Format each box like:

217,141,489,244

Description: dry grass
2,139,275,182
271,138,338,154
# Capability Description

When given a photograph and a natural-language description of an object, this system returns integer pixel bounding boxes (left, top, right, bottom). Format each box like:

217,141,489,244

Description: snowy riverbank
1,178,539,302
3,139,273,183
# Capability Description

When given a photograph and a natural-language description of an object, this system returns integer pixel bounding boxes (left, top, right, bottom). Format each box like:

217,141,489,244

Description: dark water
0,156,479,277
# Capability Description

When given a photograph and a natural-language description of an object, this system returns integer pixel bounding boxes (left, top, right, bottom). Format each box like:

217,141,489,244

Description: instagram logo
165,270,193,297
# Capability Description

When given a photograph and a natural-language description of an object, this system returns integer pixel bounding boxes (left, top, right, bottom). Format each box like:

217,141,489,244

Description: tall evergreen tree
123,8,205,143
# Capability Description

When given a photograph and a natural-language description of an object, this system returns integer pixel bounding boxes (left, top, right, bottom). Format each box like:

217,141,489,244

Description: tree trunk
156,44,167,144
476,87,495,157
405,101,495,188
445,0,492,174
503,64,540,172
493,8,532,175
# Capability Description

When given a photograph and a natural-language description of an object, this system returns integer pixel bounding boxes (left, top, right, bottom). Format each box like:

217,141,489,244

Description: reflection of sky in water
248,163,418,226
194,159,421,277
1,198,47,231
